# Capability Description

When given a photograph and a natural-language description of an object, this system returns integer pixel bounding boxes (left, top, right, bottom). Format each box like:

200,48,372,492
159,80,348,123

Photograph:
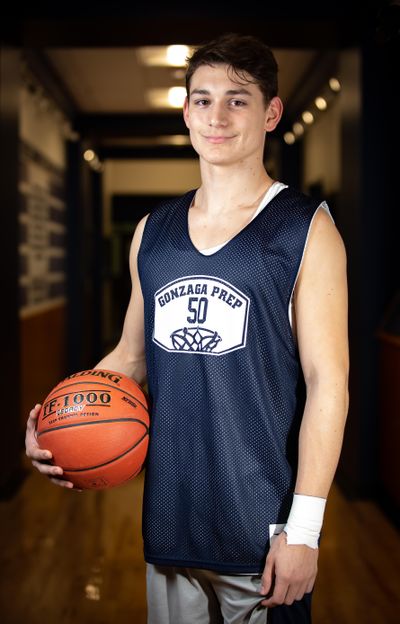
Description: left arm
261,208,349,606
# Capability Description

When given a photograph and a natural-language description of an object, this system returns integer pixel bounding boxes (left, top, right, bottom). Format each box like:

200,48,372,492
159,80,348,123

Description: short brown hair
185,33,278,106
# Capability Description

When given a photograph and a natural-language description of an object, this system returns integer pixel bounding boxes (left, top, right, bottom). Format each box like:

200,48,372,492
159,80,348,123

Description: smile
203,135,235,144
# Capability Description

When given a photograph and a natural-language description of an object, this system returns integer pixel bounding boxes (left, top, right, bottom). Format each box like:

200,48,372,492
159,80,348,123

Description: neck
195,159,274,216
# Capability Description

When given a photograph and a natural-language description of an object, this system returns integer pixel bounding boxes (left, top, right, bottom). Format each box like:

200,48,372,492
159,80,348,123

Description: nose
208,102,227,128
209,118,226,128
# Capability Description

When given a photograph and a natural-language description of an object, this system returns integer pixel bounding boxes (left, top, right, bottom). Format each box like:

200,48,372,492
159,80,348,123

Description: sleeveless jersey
137,186,323,573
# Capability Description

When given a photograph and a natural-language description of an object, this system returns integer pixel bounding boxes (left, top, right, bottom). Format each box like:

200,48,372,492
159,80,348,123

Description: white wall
19,84,66,170
302,95,341,196
102,159,201,234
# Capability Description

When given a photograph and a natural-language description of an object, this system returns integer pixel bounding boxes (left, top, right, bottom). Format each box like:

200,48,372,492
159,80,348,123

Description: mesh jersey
137,185,323,573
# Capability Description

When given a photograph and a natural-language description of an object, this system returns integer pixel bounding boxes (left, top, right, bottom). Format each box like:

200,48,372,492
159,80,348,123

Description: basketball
36,369,149,490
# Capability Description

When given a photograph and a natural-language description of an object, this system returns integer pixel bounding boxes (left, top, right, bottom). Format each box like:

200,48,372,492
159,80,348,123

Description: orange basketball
36,369,149,490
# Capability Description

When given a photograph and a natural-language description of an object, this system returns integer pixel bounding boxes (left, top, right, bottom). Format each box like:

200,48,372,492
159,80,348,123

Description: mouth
202,135,235,144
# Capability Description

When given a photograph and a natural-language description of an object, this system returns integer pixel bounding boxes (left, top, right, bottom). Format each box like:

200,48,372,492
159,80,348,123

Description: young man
26,33,349,623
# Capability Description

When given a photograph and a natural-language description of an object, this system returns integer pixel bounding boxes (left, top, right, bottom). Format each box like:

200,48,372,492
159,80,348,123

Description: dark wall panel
0,46,22,495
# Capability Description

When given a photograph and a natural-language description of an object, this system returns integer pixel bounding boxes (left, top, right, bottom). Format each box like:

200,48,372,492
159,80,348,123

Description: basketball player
26,33,349,623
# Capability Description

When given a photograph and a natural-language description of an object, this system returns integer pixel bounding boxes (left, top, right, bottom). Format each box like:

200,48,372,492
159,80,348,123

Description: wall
20,83,66,169
1,46,21,494
102,158,201,235
100,158,201,347
18,79,69,426
302,95,341,198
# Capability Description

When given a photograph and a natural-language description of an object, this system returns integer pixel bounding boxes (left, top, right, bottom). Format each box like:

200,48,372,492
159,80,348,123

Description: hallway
1,456,399,624
1,4,399,624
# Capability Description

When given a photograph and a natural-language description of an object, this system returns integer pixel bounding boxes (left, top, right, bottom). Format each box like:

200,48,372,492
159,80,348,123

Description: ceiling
15,1,359,156
43,47,319,114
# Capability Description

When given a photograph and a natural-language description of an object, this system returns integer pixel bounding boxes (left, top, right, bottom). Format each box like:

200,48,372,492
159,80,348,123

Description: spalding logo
65,370,123,384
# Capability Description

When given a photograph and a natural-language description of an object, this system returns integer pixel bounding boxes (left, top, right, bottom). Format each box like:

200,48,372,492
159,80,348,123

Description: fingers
261,578,288,607
26,403,41,429
260,557,274,596
31,459,61,477
285,581,308,605
306,578,315,593
30,452,75,488
26,404,83,492
25,404,44,458
26,404,53,462
260,535,318,607
26,446,52,461
48,476,81,491
261,578,313,607
31,461,80,490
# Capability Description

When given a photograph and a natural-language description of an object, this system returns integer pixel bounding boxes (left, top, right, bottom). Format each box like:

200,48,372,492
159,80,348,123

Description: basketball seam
55,431,148,472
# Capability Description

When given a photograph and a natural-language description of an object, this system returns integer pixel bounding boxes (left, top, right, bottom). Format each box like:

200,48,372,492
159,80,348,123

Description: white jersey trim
199,181,288,256
288,201,334,333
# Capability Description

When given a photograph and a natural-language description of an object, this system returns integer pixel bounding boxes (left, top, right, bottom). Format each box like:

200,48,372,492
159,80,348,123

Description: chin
191,138,234,162
196,146,238,166
201,154,238,166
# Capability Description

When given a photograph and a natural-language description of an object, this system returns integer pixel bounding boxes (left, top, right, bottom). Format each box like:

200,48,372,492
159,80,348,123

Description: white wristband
283,494,326,549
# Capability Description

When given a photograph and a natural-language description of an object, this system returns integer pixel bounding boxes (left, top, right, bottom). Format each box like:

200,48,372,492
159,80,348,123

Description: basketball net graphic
171,326,222,352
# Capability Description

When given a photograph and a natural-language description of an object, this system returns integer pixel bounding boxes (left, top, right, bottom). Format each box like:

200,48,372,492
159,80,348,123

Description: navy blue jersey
137,186,322,573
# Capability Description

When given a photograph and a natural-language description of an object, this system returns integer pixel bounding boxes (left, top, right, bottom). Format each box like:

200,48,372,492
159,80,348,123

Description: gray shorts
146,563,268,624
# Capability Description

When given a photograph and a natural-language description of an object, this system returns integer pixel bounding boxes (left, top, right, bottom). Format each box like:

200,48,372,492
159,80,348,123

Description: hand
25,404,81,491
260,531,318,607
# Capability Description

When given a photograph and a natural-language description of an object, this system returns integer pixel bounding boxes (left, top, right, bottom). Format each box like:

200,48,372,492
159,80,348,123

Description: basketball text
65,370,123,384
42,391,111,420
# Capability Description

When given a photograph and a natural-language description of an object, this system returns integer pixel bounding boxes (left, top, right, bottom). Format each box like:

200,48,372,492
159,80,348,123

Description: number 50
187,297,208,324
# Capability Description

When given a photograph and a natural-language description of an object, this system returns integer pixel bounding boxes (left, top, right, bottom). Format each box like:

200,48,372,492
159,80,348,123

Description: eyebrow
190,88,253,97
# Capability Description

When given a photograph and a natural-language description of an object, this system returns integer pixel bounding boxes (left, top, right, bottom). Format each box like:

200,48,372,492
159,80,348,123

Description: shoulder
308,206,346,260
131,213,150,249
135,213,150,239
270,187,322,229
129,214,151,271
279,186,342,245
296,205,347,292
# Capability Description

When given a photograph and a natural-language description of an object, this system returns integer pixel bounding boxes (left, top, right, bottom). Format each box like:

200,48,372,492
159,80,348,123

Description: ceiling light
137,46,192,67
315,97,327,110
172,69,186,80
136,47,168,66
167,45,189,67
284,132,296,145
168,135,191,146
148,87,187,109
83,149,95,162
329,77,341,92
168,86,186,108
293,122,304,136
302,111,314,124
148,89,169,108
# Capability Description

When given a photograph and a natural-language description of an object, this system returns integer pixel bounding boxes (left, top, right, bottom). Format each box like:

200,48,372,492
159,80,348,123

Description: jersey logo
153,275,250,356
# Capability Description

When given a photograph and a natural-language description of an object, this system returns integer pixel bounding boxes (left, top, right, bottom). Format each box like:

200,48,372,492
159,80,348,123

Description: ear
264,96,283,132
183,96,190,129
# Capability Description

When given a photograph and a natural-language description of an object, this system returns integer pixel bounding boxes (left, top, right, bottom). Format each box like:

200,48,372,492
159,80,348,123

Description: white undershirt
197,181,333,330
199,181,288,255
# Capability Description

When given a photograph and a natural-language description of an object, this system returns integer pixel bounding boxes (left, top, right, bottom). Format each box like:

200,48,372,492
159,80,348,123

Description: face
183,63,282,167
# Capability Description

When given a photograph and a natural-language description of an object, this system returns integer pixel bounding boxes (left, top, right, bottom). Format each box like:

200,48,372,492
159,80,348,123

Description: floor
0,454,399,624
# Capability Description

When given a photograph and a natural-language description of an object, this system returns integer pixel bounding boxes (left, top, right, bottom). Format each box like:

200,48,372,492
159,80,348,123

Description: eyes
193,98,247,108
